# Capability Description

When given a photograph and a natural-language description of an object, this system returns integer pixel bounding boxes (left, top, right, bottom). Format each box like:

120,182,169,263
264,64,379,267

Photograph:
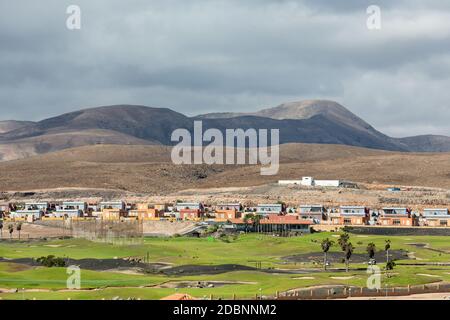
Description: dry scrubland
0,143,448,208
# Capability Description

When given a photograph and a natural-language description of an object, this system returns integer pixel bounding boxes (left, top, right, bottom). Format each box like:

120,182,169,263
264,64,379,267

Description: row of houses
1,201,450,228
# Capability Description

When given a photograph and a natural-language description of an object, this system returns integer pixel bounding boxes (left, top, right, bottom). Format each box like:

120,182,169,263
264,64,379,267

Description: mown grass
0,232,449,300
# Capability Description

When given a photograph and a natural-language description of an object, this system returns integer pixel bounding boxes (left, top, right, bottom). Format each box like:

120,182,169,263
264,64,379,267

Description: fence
275,282,450,300
70,219,144,245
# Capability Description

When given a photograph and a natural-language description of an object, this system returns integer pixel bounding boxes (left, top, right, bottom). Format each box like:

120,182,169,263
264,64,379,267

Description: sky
0,0,450,137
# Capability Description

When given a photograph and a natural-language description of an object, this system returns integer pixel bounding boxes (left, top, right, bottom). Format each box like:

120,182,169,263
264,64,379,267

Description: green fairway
0,233,449,300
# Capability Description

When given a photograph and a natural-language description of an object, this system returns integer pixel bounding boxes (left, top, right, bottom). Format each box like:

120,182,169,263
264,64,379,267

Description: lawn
0,232,449,300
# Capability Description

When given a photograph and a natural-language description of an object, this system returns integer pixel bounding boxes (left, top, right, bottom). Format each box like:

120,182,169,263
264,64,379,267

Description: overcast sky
1,0,450,137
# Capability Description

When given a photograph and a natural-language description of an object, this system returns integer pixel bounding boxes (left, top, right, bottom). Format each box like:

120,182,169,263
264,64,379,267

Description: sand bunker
153,280,256,289
330,276,355,280
416,273,441,278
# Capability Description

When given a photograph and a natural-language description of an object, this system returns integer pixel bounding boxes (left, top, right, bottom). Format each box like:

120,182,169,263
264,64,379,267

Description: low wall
344,226,450,236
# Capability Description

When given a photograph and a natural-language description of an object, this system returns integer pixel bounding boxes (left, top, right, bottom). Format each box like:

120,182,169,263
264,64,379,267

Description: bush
35,255,66,267
386,260,396,270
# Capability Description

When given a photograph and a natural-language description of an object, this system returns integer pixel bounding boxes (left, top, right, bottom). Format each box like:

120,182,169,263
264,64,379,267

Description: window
393,219,401,225
440,220,448,226
344,218,352,224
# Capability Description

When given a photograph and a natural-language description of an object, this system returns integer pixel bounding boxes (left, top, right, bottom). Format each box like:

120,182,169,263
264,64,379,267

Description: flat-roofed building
422,208,450,227
379,207,416,226
298,205,326,222
0,202,10,218
99,201,125,211
10,202,49,220
175,202,205,220
53,201,87,218
97,201,127,219
214,203,242,220
129,203,165,220
338,206,369,225
175,202,204,211
256,203,285,215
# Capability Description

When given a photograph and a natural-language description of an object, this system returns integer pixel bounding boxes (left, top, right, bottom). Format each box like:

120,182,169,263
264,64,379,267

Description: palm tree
338,233,350,251
321,238,334,270
243,213,254,232
344,242,354,272
16,222,22,240
366,242,376,264
385,240,391,264
8,224,14,240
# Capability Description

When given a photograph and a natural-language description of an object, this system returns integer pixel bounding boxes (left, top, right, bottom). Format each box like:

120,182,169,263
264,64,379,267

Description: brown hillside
0,143,448,195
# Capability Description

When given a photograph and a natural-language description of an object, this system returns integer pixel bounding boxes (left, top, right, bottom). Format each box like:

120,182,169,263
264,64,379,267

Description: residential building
10,202,49,220
214,203,242,220
98,201,127,219
379,207,416,226
129,203,164,220
99,201,125,211
298,205,326,222
53,201,87,218
256,203,285,215
422,208,450,227
176,202,205,220
338,206,369,225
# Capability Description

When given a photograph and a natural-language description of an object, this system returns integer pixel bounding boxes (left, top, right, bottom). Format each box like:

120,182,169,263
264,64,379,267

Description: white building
278,177,356,188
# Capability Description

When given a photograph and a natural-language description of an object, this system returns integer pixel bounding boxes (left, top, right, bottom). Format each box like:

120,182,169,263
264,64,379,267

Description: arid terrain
0,143,448,208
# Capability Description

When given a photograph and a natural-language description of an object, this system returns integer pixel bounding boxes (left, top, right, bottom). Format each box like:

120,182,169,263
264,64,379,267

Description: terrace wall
345,226,450,236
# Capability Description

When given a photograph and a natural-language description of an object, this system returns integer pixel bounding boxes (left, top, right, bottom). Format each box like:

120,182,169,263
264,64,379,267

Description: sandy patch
417,273,441,278
292,276,315,280
330,276,355,280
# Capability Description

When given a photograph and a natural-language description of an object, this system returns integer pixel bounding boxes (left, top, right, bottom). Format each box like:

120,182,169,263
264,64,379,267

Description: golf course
0,232,450,300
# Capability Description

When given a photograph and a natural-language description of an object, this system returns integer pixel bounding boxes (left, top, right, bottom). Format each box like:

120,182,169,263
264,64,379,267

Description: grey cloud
0,0,449,137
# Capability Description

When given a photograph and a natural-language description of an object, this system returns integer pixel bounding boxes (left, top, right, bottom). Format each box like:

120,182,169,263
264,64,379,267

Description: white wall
315,180,340,187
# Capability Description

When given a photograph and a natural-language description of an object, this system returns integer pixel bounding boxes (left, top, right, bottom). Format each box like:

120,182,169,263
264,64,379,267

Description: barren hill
1,100,450,162
0,120,35,133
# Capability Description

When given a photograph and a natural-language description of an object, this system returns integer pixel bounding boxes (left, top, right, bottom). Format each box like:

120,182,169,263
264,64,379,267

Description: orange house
214,204,242,220
101,209,127,220
379,207,417,226
338,206,369,225
215,209,241,220
129,203,164,219
180,209,204,220
422,208,450,227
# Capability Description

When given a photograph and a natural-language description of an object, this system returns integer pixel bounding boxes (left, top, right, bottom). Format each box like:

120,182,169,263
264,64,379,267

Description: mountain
0,120,35,133
198,100,450,152
397,135,450,152
198,100,373,132
0,100,449,161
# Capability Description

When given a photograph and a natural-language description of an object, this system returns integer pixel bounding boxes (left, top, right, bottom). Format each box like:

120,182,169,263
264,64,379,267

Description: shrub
35,255,66,267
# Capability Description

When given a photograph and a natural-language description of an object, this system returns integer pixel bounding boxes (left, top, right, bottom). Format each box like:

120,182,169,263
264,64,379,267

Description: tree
0,221,3,239
243,213,254,233
321,238,334,270
386,260,396,272
8,224,14,240
244,213,262,232
338,233,350,251
385,240,391,264
16,222,22,240
344,242,354,272
366,242,376,263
